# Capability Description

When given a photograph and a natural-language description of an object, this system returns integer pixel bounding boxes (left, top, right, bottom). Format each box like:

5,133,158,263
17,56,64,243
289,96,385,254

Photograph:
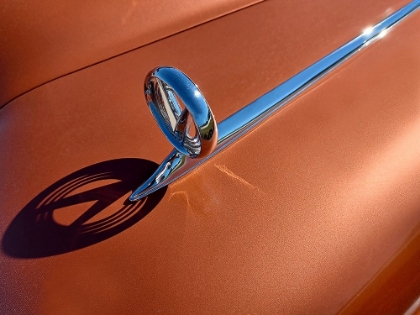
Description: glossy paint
0,0,263,106
1,0,419,314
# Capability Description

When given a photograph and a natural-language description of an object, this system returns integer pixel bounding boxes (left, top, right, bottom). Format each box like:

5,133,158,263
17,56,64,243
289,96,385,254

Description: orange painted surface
1,0,419,314
0,0,262,106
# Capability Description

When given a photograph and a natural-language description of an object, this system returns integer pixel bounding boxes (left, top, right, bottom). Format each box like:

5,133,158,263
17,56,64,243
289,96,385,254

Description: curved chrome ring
145,67,218,158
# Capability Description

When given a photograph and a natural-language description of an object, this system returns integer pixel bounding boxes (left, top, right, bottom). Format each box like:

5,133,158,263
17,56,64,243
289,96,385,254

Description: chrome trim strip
130,0,420,202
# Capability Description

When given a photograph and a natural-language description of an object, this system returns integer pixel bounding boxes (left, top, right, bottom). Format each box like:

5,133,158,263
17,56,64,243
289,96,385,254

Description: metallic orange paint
0,0,263,107
1,0,419,314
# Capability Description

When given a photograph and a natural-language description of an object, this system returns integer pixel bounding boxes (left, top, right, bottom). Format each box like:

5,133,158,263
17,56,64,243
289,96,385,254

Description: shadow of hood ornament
130,0,420,202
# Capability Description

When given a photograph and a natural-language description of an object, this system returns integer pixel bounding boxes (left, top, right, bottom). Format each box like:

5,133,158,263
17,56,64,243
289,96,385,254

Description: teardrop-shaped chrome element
130,0,420,202
145,67,218,158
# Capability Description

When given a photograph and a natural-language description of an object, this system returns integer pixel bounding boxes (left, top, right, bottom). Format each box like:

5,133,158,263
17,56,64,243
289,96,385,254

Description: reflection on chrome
144,67,218,159
404,294,420,315
362,26,374,36
378,29,389,39
129,0,420,202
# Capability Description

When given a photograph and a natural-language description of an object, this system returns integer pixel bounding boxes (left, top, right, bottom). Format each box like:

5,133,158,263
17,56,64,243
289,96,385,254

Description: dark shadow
2,158,166,258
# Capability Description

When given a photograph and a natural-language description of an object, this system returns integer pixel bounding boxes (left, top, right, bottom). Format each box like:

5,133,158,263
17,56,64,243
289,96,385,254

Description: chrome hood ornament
145,67,218,159
129,67,218,201
130,0,420,202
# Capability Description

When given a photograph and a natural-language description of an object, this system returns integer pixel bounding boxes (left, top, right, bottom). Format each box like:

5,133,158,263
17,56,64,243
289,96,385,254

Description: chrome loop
145,67,218,158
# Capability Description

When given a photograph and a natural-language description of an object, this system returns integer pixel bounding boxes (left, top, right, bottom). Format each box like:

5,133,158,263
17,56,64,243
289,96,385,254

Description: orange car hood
1,1,420,314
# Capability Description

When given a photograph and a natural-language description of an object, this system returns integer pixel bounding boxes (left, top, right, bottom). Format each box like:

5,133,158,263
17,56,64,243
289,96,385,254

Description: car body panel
0,0,263,106
1,1,420,314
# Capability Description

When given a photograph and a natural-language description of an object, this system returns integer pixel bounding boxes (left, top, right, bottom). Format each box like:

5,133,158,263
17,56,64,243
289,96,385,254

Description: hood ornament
129,67,218,201
130,1,420,202
144,67,218,159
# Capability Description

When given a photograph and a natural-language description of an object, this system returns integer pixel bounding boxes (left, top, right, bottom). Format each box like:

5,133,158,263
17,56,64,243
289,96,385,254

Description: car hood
1,1,420,314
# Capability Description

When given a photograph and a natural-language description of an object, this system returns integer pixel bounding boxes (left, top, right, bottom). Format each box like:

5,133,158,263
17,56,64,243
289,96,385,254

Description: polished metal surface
145,67,218,158
130,0,420,202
